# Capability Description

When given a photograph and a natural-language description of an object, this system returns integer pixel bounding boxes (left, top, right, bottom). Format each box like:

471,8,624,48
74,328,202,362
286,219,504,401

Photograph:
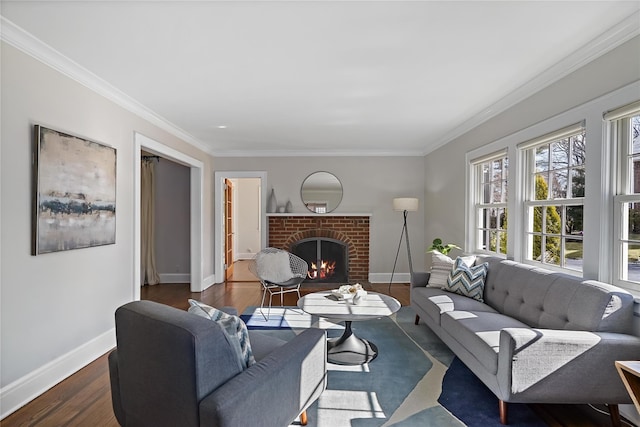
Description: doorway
214,171,267,283
134,133,205,299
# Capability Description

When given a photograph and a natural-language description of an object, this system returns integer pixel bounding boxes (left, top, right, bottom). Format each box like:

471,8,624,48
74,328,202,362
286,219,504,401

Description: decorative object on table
285,200,293,213
427,237,461,255
330,283,367,301
32,125,116,255
389,197,419,290
267,188,277,213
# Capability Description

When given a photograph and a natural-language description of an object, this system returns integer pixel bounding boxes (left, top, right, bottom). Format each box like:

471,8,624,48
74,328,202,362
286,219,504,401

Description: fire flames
308,259,336,280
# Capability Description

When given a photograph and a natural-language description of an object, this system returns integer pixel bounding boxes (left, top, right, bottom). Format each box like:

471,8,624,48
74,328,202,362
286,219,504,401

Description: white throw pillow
256,250,293,283
428,251,476,288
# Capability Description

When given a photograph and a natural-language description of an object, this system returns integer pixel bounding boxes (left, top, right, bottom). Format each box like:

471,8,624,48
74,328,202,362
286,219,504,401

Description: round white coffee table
297,290,401,365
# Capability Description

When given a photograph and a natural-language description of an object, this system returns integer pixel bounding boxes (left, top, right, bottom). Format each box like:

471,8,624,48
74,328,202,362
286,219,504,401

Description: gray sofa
411,256,640,425
108,300,327,426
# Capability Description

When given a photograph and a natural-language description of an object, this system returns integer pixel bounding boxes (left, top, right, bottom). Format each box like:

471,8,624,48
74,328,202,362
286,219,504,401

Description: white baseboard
0,328,116,420
202,274,217,290
158,273,190,283
368,272,411,283
235,253,255,260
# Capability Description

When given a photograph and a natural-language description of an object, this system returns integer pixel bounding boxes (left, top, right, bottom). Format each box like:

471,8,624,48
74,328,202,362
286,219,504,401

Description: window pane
551,140,569,170
533,206,543,232
551,170,567,199
503,157,509,178
627,203,640,237
545,206,562,235
546,236,561,265
492,159,503,181
531,235,541,261
491,182,502,203
498,208,507,230
566,206,583,235
571,134,586,166
535,145,549,172
535,173,549,200
489,231,497,252
482,183,491,203
570,168,585,197
623,242,640,283
481,163,490,184
498,231,507,254
632,116,640,155
489,208,498,228
564,238,583,272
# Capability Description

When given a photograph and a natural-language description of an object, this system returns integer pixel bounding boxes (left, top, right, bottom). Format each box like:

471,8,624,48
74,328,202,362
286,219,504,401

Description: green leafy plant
427,238,461,255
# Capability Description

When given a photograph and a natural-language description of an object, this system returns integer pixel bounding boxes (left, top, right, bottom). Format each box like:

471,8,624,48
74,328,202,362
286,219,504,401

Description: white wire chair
248,247,309,320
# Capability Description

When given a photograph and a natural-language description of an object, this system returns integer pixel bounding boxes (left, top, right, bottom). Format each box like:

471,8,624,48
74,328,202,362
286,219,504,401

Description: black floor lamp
389,197,419,292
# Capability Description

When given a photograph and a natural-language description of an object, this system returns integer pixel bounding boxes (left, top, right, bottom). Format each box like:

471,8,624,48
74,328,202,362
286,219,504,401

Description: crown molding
211,148,425,157
423,10,640,157
0,16,213,155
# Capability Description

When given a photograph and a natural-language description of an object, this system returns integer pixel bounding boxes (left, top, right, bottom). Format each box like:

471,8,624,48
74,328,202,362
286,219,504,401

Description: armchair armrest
497,327,640,403
410,271,430,288
199,328,327,426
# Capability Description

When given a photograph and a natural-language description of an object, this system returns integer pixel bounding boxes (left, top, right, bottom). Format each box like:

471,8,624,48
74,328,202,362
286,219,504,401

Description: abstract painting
32,125,116,254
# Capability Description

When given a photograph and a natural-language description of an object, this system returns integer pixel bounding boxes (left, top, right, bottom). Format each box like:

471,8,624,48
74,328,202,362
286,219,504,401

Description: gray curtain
141,158,160,285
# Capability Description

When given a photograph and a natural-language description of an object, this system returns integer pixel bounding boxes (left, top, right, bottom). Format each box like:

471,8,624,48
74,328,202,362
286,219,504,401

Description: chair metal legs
259,283,302,321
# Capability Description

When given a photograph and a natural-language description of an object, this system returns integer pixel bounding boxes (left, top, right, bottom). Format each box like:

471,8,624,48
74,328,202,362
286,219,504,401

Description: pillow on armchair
188,299,256,369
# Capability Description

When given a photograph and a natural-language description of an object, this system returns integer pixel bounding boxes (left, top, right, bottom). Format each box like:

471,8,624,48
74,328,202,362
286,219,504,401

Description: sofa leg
499,400,508,425
414,314,420,325
608,404,621,427
300,410,308,426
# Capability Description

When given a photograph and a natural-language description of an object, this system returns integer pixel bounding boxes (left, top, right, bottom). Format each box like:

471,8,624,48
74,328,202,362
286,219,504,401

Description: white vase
267,189,277,213
285,200,293,213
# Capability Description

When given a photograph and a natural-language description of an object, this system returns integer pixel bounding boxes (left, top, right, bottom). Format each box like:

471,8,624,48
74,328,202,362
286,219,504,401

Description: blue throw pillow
187,299,256,369
445,257,489,302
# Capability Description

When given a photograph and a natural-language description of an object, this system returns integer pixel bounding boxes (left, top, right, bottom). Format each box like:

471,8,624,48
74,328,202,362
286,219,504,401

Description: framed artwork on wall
32,125,117,255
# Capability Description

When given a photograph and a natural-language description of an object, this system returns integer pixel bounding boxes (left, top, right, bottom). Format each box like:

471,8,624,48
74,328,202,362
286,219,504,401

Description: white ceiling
2,1,640,157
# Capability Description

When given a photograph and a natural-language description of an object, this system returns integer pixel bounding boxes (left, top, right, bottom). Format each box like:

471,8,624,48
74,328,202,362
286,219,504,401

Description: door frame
214,171,267,283
134,132,205,299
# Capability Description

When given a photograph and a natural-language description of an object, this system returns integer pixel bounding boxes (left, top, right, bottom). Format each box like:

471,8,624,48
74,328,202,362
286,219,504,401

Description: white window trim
464,80,639,295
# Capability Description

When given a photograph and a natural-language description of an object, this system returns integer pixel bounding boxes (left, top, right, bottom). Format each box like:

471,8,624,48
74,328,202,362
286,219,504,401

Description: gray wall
0,41,215,406
154,158,190,279
214,156,426,277
423,35,640,261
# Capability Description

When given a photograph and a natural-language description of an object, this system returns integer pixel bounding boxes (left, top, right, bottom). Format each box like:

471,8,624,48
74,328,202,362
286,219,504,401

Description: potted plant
427,238,460,255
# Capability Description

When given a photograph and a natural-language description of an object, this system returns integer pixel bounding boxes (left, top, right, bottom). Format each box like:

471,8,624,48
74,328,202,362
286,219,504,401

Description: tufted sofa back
481,257,636,334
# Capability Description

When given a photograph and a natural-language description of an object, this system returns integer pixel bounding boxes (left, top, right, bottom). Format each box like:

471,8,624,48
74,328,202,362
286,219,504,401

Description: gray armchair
108,300,327,426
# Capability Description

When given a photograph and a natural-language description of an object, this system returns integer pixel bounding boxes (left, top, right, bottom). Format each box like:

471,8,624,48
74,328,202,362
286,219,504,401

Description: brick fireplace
267,214,370,282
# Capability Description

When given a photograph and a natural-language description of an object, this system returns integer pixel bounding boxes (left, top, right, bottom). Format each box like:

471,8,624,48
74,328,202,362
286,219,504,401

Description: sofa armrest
107,349,126,426
497,327,640,403
199,328,327,426
410,271,430,288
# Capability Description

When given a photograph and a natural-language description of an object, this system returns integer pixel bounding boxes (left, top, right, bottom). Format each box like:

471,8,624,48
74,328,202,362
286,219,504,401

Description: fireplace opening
291,238,348,284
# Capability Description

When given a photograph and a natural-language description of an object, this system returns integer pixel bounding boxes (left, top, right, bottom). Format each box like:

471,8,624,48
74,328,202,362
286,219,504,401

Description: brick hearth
267,215,370,282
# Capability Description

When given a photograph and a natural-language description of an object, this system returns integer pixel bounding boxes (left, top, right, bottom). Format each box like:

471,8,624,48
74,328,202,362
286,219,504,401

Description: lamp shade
393,197,419,212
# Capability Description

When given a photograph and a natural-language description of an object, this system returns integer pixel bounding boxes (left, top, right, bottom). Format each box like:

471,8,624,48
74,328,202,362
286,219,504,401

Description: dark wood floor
0,276,631,426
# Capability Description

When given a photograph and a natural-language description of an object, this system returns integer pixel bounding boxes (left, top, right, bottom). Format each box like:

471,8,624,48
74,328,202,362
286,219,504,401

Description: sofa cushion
441,310,530,374
444,257,489,302
412,287,498,326
428,251,476,288
188,300,256,369
481,257,636,333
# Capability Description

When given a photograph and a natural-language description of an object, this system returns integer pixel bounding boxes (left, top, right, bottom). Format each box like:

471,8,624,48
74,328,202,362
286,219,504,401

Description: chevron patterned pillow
444,257,489,302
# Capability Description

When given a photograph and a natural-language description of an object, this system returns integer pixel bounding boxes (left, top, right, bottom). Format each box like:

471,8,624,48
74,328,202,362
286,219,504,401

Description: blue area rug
241,306,545,427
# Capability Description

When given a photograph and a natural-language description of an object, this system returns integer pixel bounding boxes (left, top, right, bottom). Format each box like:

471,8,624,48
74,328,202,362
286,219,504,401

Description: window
521,123,585,272
610,101,640,290
471,152,508,255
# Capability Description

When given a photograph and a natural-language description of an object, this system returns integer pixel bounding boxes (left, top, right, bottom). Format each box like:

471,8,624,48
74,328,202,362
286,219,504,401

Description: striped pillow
444,257,489,302
188,299,256,369
428,251,476,288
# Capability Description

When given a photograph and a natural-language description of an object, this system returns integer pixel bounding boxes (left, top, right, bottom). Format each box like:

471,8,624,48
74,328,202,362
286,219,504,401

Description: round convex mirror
301,171,343,214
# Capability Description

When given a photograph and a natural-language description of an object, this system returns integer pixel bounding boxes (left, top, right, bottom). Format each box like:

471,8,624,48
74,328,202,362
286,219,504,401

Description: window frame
519,123,586,273
611,106,640,292
468,150,508,256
